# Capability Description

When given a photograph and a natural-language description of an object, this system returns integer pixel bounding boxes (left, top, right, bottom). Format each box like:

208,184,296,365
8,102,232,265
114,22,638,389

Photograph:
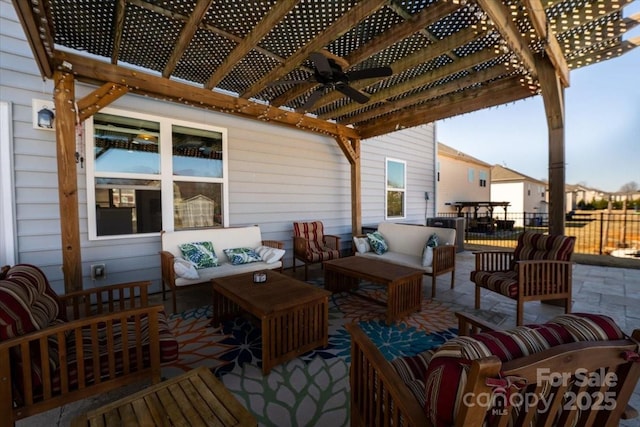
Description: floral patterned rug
162,282,497,426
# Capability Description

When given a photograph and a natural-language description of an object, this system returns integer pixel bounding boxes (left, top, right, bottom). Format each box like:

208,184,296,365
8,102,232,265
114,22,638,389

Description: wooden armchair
0,264,178,427
348,312,640,427
470,231,576,325
293,221,340,280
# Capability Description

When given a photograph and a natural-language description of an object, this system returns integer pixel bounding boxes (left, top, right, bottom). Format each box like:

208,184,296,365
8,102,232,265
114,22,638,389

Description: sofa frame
160,225,284,312
347,313,640,427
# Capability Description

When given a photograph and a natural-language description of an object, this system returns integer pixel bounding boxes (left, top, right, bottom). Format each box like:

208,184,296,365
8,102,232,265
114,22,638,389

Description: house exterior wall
491,182,524,225
0,1,436,294
436,153,491,215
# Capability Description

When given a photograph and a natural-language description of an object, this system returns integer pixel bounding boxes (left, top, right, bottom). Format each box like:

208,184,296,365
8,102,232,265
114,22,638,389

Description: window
86,108,228,240
479,171,487,187
468,168,474,183
386,158,406,219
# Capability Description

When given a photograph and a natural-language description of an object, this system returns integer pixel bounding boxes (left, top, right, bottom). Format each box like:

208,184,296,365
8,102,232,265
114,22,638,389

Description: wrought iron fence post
599,212,604,255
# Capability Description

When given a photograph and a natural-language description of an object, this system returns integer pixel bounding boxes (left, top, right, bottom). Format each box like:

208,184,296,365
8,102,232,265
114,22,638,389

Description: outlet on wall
91,263,106,280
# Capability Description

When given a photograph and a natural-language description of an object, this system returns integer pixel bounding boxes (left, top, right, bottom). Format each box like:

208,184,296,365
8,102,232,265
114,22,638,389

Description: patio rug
162,281,507,427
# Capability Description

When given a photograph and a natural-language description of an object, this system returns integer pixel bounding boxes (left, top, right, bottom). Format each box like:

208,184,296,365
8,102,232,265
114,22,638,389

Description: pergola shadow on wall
12,0,638,291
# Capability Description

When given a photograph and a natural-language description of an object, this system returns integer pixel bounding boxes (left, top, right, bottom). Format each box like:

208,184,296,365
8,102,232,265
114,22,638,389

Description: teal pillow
427,233,439,248
179,241,218,269
367,231,388,255
223,247,261,265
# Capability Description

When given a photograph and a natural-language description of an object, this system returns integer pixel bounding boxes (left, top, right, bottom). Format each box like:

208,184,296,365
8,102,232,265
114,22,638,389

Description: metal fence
434,210,640,257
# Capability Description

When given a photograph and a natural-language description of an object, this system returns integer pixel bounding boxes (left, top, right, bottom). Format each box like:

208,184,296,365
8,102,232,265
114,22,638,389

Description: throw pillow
367,231,388,255
255,245,286,264
422,233,439,267
352,236,371,254
421,246,433,267
224,247,262,265
174,258,199,279
179,241,218,269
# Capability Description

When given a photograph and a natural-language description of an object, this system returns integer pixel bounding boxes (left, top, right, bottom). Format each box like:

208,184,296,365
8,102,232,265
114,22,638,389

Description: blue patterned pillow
427,233,439,248
223,247,261,265
367,231,388,255
179,241,218,269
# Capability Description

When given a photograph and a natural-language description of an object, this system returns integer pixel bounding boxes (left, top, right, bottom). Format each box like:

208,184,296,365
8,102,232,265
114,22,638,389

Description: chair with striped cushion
470,231,576,325
0,264,178,426
292,221,341,280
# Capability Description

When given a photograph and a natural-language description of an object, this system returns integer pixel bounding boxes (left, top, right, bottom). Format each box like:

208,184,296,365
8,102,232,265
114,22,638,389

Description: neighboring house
0,4,437,294
565,184,603,211
491,165,547,227
436,142,492,215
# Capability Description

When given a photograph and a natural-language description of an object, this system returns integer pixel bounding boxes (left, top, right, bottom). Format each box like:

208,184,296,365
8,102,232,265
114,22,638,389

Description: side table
71,366,256,426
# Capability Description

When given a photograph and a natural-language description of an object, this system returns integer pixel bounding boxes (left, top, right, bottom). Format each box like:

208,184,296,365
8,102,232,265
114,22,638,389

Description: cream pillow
174,257,199,279
255,245,286,264
352,236,371,253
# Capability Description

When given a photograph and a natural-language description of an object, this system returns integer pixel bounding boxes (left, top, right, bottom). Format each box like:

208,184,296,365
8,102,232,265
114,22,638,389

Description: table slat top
324,256,424,282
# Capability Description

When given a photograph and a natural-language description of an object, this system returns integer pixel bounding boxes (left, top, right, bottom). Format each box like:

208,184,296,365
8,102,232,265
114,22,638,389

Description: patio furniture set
2,222,638,426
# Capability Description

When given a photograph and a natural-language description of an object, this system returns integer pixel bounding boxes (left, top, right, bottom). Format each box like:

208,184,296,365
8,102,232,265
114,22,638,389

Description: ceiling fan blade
346,66,393,81
336,84,370,104
301,87,325,111
309,52,333,77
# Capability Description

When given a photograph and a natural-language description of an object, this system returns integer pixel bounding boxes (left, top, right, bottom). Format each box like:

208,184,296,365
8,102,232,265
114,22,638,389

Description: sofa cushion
293,221,326,251
367,231,388,255
179,241,219,269
2,264,65,331
352,236,371,254
174,260,283,287
419,313,624,426
470,270,519,298
376,223,456,257
223,247,261,265
513,231,576,263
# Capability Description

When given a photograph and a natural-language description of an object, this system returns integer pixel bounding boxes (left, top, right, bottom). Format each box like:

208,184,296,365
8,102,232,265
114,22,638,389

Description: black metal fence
434,210,640,257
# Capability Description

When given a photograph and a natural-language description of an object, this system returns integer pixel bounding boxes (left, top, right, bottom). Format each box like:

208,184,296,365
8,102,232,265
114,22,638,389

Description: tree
619,181,638,193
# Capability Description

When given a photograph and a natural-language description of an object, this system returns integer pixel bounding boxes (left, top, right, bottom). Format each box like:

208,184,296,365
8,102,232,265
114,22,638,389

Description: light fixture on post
37,106,55,128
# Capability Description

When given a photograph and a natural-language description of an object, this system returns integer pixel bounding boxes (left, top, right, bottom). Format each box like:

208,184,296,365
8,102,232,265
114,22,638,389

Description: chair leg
172,288,177,314
475,286,481,309
293,257,296,273
450,270,455,289
431,275,437,299
304,263,308,281
565,297,572,314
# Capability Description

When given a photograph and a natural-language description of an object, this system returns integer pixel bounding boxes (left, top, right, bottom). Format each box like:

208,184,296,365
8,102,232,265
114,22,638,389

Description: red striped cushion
419,313,624,426
0,278,39,339
513,232,576,263
294,221,325,247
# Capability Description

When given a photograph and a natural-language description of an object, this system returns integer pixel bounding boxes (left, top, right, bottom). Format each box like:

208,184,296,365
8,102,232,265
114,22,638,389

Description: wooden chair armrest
293,236,309,256
456,312,500,336
432,245,456,271
159,250,177,289
262,240,284,249
323,234,340,251
59,281,152,319
345,323,427,426
473,250,515,271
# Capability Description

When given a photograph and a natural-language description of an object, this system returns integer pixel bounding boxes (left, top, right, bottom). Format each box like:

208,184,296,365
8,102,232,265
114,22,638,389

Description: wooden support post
334,135,362,237
536,55,566,236
53,71,83,293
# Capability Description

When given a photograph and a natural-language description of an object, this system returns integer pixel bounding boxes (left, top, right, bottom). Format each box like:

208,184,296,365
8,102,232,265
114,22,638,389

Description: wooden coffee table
323,257,424,323
211,270,331,374
71,366,256,426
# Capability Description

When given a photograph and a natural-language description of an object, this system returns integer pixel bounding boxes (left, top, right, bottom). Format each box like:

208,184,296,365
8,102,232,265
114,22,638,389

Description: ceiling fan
270,50,393,111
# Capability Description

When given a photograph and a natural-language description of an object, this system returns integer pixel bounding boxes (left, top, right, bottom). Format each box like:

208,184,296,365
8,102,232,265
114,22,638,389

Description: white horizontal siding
1,0,437,295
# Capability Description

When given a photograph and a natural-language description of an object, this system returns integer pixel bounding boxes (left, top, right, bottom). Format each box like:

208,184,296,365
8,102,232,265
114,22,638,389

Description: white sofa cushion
376,222,455,257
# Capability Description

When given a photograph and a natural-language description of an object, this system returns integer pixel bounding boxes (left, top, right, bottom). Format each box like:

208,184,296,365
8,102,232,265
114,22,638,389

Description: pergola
12,0,638,291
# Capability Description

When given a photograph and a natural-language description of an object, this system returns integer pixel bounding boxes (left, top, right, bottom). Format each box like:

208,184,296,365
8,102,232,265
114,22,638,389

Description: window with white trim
85,108,228,240
386,158,406,219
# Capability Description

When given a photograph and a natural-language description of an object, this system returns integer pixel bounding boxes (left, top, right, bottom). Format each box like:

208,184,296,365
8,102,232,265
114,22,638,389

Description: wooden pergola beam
205,0,299,89
54,51,360,140
240,0,388,100
111,0,126,64
76,83,130,122
162,0,213,78
477,0,538,78
357,76,534,139
523,0,570,87
343,64,508,125
11,0,54,78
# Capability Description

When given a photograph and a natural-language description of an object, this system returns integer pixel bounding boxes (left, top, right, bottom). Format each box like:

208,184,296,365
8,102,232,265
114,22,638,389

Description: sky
437,3,640,194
